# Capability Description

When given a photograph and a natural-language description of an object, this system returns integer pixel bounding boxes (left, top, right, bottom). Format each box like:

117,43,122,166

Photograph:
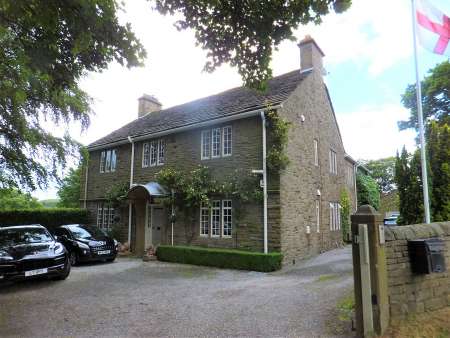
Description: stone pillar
351,205,389,337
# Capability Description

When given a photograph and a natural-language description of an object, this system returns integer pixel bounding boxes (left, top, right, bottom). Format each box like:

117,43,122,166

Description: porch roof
127,182,169,200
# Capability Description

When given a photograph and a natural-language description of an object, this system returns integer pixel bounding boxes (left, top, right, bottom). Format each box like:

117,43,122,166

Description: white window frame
316,200,320,233
222,126,232,157
150,141,157,166
200,202,209,237
110,149,117,172
201,130,211,160
329,202,340,231
100,149,117,173
222,200,232,238
211,200,221,237
314,139,319,166
157,139,165,165
97,203,115,230
105,150,112,172
100,151,106,173
212,128,221,158
329,149,337,174
329,202,334,230
96,204,103,227
142,143,150,168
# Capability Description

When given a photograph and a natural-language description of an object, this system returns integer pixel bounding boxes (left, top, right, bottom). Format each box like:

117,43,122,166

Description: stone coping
384,222,450,241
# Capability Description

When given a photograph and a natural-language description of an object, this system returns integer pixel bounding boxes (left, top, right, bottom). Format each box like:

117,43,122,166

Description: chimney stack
298,35,325,74
138,94,162,118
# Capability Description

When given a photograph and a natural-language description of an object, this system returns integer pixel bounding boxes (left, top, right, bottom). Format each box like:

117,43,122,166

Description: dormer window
201,126,232,160
100,149,117,173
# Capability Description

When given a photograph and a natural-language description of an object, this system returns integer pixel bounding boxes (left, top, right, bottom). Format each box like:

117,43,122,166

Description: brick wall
384,222,450,320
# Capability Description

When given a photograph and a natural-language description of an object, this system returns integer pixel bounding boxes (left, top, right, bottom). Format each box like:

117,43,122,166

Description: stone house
81,36,357,265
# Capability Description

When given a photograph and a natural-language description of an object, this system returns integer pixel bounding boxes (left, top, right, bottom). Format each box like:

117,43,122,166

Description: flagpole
411,0,431,224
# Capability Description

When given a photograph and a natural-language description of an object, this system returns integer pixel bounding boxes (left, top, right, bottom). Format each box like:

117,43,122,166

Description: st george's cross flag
415,0,450,55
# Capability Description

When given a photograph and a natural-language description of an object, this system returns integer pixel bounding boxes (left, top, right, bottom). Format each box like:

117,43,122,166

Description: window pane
109,208,115,228
103,205,109,229
222,200,232,237
201,130,211,159
143,143,150,167
100,151,106,173
314,139,318,166
200,202,209,236
211,200,221,236
150,141,157,166
110,149,117,172
158,139,165,165
105,150,111,172
97,204,103,227
222,126,232,156
212,128,221,157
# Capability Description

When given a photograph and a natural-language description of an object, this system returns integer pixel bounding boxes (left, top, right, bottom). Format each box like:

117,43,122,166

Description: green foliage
399,61,449,131
40,199,59,208
0,189,42,210
153,0,351,89
107,223,122,241
356,172,380,210
57,167,81,208
379,191,399,216
105,181,129,207
0,208,88,230
360,157,396,194
266,110,291,172
156,245,283,272
340,189,351,242
0,0,145,190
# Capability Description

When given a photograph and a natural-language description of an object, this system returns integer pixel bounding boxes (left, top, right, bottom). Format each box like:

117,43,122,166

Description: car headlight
76,241,90,250
54,243,64,255
0,250,13,261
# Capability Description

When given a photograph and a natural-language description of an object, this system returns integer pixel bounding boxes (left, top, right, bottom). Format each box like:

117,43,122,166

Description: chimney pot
138,94,162,118
298,35,325,74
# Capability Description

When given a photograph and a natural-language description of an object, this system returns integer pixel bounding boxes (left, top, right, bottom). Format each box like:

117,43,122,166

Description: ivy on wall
266,109,290,172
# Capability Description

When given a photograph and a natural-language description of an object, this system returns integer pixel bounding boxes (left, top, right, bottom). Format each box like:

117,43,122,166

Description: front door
145,204,164,248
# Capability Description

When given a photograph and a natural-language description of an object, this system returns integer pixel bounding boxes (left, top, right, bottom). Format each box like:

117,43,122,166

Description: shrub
0,208,89,230
156,245,283,272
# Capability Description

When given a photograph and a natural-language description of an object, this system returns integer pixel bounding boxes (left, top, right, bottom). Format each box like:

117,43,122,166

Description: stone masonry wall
384,222,450,321
279,69,357,265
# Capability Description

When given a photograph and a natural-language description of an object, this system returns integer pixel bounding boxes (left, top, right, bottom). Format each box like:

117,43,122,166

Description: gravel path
0,246,354,337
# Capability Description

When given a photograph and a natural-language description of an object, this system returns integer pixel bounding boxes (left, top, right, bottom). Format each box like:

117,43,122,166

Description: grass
325,291,355,336
336,292,355,322
316,274,339,282
383,307,450,338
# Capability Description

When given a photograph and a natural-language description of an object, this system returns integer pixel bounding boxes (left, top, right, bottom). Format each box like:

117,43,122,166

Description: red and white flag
415,0,450,55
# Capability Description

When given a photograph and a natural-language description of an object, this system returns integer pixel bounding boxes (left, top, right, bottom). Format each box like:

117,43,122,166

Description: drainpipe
83,158,89,209
260,111,268,254
127,136,135,244
171,189,175,246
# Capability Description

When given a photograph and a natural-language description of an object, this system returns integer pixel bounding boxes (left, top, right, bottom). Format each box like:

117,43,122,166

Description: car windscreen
0,228,53,246
68,225,106,240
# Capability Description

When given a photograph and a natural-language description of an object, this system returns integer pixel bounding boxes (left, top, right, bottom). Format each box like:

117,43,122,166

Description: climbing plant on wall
266,109,291,172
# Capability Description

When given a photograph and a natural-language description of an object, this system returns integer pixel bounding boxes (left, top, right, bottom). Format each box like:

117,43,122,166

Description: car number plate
97,250,110,255
25,268,48,277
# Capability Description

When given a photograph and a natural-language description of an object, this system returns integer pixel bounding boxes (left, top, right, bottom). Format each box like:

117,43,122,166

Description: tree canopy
356,172,380,210
0,188,43,210
153,0,351,89
399,61,450,131
0,0,145,191
57,166,82,208
360,157,396,194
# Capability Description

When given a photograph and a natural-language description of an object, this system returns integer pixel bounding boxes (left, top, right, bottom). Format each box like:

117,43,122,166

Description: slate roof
89,69,310,148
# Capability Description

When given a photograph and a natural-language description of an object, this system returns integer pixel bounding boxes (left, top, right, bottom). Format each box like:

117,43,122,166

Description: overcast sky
33,0,450,200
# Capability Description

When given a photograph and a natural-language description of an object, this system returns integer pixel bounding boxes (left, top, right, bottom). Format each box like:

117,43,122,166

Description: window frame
201,130,211,160
142,142,150,168
222,126,232,157
314,139,319,166
222,200,232,238
199,202,210,237
150,141,157,167
329,149,337,174
157,139,165,166
211,128,221,158
211,200,221,237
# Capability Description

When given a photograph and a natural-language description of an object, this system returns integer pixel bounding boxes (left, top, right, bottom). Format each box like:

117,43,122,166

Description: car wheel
54,259,71,281
69,252,78,266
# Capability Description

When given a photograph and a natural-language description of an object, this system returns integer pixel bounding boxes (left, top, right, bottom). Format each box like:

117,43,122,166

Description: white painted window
211,200,221,237
142,143,150,167
97,203,115,230
100,149,117,173
212,128,221,158
314,139,319,166
316,200,320,233
222,200,232,237
150,141,157,166
200,202,210,236
329,149,337,174
157,139,165,165
347,166,354,186
222,126,232,156
201,130,211,159
96,204,103,227
329,202,340,231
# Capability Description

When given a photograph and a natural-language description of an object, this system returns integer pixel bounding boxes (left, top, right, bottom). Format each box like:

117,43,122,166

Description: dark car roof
0,224,45,231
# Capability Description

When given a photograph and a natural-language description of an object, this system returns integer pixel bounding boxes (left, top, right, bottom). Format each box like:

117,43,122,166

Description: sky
33,0,450,200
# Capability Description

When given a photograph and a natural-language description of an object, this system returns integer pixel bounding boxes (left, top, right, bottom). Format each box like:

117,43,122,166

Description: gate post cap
355,204,380,216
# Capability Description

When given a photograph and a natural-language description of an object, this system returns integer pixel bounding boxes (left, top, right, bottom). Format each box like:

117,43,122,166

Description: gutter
127,136,135,245
87,105,283,152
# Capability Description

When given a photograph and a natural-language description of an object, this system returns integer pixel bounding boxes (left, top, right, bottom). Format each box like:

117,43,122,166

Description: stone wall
384,222,450,320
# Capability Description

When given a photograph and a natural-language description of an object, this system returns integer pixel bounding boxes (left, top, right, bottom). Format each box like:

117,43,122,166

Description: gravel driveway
0,246,354,337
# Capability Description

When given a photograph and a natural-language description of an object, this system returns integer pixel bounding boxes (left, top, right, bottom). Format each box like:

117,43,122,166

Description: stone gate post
351,205,389,337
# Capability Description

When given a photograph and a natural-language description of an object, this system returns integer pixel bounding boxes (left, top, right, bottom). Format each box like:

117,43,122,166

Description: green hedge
0,208,89,230
156,245,283,272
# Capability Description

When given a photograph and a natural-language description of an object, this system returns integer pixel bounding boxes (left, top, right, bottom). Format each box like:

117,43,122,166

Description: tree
399,61,449,131
340,189,351,242
0,188,42,210
356,172,380,210
360,157,396,194
153,0,351,89
57,167,81,208
0,0,145,191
